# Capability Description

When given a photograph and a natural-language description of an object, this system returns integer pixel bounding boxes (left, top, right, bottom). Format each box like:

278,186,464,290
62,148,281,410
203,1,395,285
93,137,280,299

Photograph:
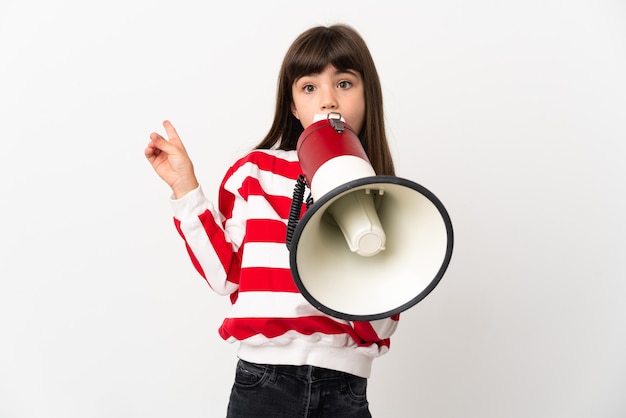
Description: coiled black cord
286,175,309,251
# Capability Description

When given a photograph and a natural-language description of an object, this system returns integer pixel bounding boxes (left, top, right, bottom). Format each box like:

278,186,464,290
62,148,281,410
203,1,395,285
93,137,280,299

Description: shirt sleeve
352,314,400,346
170,182,242,296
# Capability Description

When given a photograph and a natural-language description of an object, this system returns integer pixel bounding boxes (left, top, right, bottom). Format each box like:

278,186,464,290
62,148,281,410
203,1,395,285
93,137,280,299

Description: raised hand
145,120,199,199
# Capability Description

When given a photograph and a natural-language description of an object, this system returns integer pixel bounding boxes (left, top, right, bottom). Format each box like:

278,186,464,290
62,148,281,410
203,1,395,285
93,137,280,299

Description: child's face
291,64,365,134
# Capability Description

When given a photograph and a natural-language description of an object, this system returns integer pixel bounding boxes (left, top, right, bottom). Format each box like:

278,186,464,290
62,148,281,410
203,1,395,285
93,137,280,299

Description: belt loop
268,364,278,384
339,374,348,393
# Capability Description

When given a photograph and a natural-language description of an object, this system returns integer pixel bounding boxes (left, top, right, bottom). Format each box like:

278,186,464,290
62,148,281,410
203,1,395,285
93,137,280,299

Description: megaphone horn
286,113,454,321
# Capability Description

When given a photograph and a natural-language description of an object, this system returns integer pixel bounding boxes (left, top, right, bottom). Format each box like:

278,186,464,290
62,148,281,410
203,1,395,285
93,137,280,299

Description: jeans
226,360,372,418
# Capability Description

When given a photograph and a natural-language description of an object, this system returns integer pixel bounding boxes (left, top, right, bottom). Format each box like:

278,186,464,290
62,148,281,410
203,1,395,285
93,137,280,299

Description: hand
145,120,199,199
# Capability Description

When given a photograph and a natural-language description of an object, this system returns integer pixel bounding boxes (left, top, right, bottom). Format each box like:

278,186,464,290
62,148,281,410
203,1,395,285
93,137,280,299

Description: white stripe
247,195,284,221
241,242,290,269
230,291,346,321
255,149,299,162
257,167,300,198
225,194,247,250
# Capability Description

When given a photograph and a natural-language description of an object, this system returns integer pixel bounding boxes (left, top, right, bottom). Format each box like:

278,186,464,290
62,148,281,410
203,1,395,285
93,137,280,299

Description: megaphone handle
286,175,308,251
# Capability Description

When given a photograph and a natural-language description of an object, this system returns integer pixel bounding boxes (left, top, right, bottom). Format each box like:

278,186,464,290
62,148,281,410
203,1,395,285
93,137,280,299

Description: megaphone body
287,113,453,321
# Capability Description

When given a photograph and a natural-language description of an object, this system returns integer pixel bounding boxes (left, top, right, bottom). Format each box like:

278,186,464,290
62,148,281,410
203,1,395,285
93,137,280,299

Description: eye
337,80,353,89
303,84,316,93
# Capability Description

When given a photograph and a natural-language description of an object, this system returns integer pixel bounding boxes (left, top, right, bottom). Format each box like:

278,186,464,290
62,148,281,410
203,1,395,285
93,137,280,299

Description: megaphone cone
286,114,453,321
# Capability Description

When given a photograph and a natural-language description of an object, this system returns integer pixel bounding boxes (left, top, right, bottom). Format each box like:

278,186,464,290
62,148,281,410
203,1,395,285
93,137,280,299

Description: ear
290,102,300,120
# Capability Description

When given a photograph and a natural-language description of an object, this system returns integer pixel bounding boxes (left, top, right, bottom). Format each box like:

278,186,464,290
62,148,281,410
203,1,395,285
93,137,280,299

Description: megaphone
286,113,453,321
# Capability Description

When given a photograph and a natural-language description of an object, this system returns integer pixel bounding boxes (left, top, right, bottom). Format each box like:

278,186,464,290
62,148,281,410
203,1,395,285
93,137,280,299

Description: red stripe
174,217,208,283
174,212,241,291
197,210,239,278
352,322,381,343
218,185,236,222
245,219,287,243
239,178,298,221
247,151,302,180
238,267,298,293
219,316,386,348
226,150,302,182
220,316,348,339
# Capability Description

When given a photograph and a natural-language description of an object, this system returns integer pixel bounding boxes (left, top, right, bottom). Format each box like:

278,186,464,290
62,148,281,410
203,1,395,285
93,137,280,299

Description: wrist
172,179,199,199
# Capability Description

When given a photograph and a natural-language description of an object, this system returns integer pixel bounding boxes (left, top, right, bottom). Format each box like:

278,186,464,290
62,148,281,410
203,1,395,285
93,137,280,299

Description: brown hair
255,24,395,176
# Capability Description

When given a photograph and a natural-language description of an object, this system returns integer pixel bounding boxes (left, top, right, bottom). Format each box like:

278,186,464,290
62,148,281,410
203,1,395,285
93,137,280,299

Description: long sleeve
170,185,241,296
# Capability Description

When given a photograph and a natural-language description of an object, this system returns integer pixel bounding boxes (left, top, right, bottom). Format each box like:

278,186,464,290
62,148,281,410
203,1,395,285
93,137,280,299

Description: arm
145,121,240,295
171,186,241,296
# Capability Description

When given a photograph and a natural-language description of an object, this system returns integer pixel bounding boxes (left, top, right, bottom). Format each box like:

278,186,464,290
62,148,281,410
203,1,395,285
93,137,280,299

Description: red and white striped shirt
170,149,399,378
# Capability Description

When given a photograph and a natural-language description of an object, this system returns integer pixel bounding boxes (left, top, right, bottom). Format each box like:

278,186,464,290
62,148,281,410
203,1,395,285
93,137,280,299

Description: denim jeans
226,359,372,418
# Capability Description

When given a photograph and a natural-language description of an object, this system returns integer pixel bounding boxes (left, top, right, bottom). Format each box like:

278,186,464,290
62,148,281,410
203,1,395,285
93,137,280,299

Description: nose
320,89,338,110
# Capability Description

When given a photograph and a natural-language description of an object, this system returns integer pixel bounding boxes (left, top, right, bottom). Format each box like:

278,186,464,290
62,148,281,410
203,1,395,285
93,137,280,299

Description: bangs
285,29,363,83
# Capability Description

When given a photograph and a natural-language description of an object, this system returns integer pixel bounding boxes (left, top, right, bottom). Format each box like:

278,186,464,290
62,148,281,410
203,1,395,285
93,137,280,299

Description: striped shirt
170,149,399,378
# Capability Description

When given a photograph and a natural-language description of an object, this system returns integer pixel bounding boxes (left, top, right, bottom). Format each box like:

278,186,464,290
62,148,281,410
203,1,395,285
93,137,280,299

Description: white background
1,0,625,417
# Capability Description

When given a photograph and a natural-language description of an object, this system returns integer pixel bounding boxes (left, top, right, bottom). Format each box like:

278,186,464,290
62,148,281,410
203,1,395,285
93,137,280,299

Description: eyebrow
336,69,359,77
297,68,359,81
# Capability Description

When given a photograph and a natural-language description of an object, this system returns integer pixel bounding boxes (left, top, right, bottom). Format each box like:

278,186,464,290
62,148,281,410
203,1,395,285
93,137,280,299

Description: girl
145,24,398,418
